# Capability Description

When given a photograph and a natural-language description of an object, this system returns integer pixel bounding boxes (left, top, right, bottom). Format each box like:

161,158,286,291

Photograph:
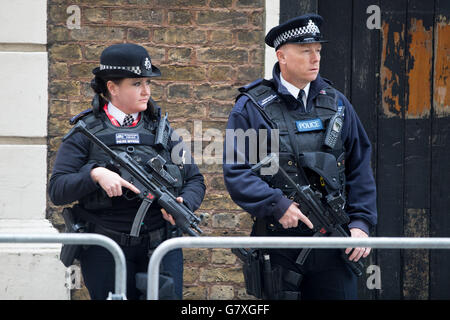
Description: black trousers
80,242,183,300
268,247,358,300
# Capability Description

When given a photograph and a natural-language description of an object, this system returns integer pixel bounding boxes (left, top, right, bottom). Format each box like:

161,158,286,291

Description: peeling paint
381,17,449,119
381,21,405,117
407,19,433,119
434,17,450,117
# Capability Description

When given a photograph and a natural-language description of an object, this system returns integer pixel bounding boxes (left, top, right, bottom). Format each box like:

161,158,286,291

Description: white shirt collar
107,102,139,126
280,73,310,107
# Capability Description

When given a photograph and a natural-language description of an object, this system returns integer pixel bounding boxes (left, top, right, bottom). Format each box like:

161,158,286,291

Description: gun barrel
158,193,203,236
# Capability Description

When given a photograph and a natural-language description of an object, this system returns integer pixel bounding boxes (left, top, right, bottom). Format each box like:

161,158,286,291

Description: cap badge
144,57,152,70
306,20,319,35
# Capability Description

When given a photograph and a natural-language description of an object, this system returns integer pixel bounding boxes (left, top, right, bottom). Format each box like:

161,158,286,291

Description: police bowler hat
265,13,328,50
92,43,161,79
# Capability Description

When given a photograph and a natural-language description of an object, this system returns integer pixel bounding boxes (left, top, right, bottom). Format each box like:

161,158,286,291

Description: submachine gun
248,153,364,277
63,119,203,238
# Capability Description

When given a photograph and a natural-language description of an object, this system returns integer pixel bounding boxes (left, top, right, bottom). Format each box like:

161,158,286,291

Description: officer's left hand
160,197,183,226
345,228,371,262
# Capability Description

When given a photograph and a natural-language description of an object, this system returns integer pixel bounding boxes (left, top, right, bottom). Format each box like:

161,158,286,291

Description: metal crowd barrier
147,236,450,300
0,233,127,300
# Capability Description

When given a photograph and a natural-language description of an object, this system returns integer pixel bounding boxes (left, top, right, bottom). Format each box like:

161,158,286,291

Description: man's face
277,42,322,88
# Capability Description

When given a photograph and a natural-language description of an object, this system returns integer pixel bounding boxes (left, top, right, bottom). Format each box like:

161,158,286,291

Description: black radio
323,112,344,149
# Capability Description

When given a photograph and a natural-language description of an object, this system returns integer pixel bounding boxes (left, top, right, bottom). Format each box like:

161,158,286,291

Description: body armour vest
238,79,346,231
72,108,184,211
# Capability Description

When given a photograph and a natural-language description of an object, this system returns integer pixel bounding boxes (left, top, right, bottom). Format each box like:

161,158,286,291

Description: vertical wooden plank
279,0,318,23
430,0,450,299
377,0,407,300
318,0,353,96
402,0,434,300
351,0,381,300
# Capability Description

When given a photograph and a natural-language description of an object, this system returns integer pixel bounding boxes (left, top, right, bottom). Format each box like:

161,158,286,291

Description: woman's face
107,77,151,114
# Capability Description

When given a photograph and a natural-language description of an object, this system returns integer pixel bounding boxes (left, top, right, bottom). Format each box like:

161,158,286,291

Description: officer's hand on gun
161,197,184,226
279,202,314,229
91,167,140,197
279,202,370,263
90,166,181,226
345,228,371,262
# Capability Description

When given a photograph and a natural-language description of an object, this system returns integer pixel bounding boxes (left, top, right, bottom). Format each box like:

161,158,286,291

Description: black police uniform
49,44,205,300
223,14,377,300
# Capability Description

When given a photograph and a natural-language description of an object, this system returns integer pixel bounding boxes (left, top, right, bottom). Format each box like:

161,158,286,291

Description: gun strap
278,102,311,186
278,103,319,267
295,248,311,266
94,223,166,247
253,217,269,236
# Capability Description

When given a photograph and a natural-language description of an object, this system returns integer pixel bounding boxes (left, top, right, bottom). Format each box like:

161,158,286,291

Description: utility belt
59,205,179,267
93,223,167,248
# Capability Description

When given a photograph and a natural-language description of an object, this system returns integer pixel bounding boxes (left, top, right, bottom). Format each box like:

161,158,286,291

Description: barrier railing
147,236,450,300
0,233,127,300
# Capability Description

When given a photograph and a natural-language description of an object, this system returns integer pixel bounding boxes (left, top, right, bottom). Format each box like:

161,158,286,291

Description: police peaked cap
92,43,161,79
265,13,328,50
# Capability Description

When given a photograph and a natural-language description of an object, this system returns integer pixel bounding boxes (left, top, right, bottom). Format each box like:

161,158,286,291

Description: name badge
115,133,140,144
295,118,324,132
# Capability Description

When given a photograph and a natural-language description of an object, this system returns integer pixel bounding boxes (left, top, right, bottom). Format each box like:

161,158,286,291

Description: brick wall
47,0,265,299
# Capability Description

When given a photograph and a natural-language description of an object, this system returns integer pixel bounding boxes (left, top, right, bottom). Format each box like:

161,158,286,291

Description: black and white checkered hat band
273,19,321,48
100,64,142,75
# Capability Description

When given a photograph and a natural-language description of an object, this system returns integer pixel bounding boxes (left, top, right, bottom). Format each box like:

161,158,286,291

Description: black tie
122,114,134,127
297,89,306,111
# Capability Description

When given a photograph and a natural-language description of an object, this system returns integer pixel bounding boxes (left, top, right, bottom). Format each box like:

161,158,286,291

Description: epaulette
321,77,334,86
70,108,93,125
236,79,278,126
238,78,264,93
237,78,279,108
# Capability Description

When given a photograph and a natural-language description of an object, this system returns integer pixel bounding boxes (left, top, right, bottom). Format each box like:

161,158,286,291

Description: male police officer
223,14,377,299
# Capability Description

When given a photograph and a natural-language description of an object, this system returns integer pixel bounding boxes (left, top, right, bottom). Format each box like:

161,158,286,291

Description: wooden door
280,0,450,299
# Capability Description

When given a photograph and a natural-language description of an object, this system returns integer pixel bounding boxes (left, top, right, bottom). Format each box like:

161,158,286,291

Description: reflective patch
295,118,324,132
259,94,277,107
115,133,140,144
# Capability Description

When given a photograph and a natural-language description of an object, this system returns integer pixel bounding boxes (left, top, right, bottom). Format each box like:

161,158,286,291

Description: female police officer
48,43,205,300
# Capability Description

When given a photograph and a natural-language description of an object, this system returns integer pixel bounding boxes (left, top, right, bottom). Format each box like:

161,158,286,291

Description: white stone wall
264,0,279,79
0,0,69,299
